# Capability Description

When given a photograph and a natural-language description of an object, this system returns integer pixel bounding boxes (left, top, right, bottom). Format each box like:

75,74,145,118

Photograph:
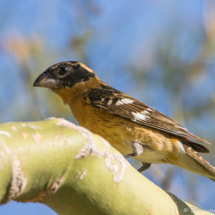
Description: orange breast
70,95,132,154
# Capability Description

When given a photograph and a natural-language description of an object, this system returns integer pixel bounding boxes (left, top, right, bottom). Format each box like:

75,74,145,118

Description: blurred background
0,0,215,214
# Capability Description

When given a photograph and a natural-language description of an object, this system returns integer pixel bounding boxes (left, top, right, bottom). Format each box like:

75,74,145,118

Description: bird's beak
33,72,57,88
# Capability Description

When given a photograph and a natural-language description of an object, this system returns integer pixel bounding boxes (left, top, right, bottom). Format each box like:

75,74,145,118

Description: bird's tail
174,143,215,182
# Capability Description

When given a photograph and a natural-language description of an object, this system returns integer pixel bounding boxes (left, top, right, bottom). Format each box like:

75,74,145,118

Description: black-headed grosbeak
33,61,215,181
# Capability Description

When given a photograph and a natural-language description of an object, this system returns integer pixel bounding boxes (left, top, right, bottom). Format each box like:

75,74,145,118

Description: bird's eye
58,67,69,77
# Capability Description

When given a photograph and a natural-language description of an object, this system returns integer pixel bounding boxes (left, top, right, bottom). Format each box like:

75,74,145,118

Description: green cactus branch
0,118,212,215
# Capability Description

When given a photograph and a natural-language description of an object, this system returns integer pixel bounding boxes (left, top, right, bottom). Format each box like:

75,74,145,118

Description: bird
33,61,215,181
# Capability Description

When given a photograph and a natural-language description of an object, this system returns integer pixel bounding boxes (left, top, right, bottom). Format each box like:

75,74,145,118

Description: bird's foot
138,163,151,172
124,142,144,158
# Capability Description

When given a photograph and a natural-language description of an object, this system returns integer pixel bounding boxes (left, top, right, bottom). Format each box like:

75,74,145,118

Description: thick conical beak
33,72,57,88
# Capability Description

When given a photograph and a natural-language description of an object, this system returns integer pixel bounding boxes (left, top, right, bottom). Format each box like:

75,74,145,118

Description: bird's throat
52,76,101,105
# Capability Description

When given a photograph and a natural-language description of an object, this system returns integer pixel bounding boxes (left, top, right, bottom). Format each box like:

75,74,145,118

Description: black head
33,61,95,89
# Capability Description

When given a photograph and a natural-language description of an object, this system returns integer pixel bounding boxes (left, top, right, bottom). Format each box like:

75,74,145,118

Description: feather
87,84,211,152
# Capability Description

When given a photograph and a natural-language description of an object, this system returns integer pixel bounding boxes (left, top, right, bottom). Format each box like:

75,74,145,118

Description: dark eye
58,67,69,77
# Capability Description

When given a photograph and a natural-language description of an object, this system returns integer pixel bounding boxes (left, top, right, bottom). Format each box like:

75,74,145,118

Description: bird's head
33,61,96,90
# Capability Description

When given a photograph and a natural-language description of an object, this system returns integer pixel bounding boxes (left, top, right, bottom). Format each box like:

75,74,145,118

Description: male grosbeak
33,61,215,181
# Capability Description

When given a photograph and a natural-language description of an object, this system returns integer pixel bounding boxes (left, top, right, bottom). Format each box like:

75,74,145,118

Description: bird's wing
87,85,210,153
